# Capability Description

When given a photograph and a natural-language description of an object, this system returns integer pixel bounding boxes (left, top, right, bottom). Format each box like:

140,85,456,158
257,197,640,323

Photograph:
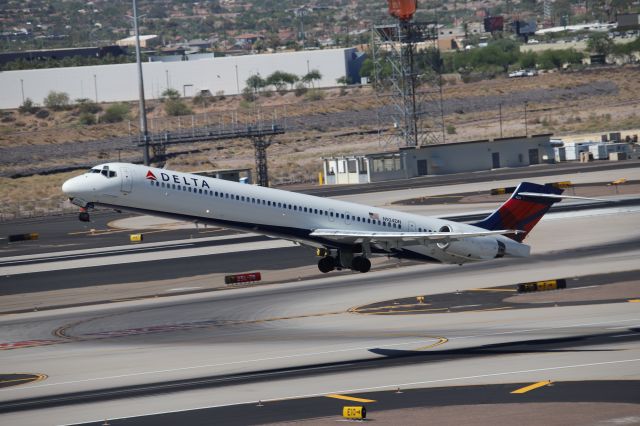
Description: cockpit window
91,166,116,178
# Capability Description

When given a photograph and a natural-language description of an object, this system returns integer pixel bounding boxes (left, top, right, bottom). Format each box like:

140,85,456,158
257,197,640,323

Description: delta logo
146,169,211,189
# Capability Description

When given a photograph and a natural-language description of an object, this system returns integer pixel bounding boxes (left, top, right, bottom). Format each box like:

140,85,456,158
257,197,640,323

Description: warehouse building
323,134,554,184
0,47,365,109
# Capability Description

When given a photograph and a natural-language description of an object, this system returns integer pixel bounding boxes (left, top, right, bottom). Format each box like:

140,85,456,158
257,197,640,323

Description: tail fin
473,182,563,242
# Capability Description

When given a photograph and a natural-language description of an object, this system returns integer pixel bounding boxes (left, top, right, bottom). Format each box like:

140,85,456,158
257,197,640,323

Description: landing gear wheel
78,211,90,222
318,256,336,273
351,256,371,273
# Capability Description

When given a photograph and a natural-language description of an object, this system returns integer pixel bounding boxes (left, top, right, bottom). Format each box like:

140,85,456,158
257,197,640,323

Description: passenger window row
150,180,403,229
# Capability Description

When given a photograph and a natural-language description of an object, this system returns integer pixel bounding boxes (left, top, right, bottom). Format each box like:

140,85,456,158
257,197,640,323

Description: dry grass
0,171,80,220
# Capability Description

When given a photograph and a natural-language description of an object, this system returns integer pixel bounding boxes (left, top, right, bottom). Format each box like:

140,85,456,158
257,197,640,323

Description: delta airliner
62,163,583,273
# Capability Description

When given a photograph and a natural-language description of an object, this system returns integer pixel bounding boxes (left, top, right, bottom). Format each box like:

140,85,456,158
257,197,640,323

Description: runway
1,168,639,425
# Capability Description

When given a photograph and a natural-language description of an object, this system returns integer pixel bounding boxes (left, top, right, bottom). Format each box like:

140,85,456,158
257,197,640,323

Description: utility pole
132,0,150,165
499,102,503,138
93,74,98,103
524,101,529,137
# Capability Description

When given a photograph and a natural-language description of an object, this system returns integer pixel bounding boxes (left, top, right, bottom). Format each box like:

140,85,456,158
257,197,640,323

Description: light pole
20,79,24,103
235,64,240,95
131,0,150,165
499,102,503,138
93,74,98,103
524,101,528,137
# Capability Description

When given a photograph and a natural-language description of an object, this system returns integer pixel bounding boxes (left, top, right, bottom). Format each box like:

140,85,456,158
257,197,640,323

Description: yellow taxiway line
511,380,552,394
325,394,376,403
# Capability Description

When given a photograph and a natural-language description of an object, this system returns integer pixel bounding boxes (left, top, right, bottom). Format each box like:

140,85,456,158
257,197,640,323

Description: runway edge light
343,406,367,420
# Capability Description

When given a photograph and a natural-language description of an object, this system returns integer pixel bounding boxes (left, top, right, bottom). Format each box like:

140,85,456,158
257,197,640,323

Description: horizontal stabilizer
518,192,613,202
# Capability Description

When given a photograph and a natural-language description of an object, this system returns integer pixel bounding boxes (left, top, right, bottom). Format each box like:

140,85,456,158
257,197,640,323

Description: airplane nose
62,177,80,196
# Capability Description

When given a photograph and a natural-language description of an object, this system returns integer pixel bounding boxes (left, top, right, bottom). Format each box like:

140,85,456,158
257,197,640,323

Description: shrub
35,109,50,119
215,90,226,101
193,91,213,107
75,98,102,114
161,88,181,101
164,99,192,116
18,98,39,114
304,89,325,101
242,86,256,102
79,112,96,125
294,82,308,97
43,91,71,111
239,99,253,109
101,103,129,123
446,124,457,134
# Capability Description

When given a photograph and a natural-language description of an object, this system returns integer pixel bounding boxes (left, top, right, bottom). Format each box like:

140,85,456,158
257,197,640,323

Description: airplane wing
310,228,522,244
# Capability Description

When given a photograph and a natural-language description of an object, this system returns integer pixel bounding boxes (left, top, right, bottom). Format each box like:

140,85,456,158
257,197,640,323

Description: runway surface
1,166,639,425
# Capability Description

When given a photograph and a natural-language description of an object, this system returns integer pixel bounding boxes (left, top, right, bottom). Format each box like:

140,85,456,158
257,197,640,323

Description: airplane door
409,221,416,232
120,167,132,193
345,211,352,225
328,208,335,222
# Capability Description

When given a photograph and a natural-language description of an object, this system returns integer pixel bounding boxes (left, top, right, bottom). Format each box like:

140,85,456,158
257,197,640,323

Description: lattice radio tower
372,1,444,147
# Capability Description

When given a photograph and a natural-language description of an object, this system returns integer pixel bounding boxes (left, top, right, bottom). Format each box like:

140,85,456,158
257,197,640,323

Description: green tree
302,69,322,88
266,71,288,91
537,49,583,69
246,74,266,93
336,75,351,86
43,91,71,111
101,103,129,123
587,33,614,56
519,50,538,69
359,58,374,79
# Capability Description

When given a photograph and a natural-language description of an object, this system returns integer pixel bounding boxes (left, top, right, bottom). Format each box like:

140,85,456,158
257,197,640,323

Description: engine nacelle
436,225,505,261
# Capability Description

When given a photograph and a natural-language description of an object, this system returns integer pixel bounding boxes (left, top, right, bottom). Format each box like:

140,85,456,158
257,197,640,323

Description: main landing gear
317,251,371,274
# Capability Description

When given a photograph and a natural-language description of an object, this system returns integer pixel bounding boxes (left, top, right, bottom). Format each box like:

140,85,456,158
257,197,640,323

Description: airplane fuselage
62,163,530,272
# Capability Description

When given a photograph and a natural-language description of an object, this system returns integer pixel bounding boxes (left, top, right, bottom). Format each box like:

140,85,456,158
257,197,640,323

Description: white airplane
61,163,587,273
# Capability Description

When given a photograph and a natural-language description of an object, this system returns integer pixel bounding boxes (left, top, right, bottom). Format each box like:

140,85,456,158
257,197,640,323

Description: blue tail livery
473,182,563,242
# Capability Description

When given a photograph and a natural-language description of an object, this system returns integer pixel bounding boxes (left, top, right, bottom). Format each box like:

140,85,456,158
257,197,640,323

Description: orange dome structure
387,0,417,21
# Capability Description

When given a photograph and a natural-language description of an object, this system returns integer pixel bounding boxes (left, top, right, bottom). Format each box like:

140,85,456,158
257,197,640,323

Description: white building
323,135,555,185
0,48,364,109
